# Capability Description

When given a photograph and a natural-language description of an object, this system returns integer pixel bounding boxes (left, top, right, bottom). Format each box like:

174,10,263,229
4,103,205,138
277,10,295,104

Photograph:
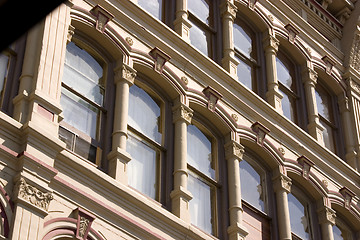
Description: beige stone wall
0,0,359,239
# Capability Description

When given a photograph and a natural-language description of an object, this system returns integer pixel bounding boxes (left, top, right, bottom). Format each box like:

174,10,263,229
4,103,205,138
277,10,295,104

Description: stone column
302,66,325,145
173,0,192,42
263,34,283,113
170,101,193,222
10,177,53,240
224,139,248,240
221,0,239,79
107,61,136,184
272,172,292,240
317,206,336,240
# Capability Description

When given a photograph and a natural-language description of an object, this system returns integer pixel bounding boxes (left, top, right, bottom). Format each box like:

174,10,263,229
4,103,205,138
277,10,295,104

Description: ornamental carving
14,177,53,212
90,5,114,33
285,24,300,44
248,0,258,10
297,155,315,180
220,1,237,19
349,79,360,95
322,56,336,75
317,207,336,225
114,63,137,85
79,216,90,238
203,86,223,113
149,47,171,73
273,174,292,193
339,187,355,210
75,207,96,240
225,141,245,160
125,37,134,46
349,31,360,72
251,122,270,146
173,104,193,125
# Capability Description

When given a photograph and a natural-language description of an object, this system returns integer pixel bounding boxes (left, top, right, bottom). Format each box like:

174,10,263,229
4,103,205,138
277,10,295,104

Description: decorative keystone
203,86,222,112
322,56,336,75
251,122,270,146
149,47,171,73
339,187,355,210
75,207,96,240
90,5,114,33
224,140,245,161
248,0,258,10
297,155,315,180
285,23,300,44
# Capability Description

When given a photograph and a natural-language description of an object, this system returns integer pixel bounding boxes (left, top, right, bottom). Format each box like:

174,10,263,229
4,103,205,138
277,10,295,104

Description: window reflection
138,0,163,20
189,23,209,56
233,24,252,57
188,0,210,24
288,193,311,239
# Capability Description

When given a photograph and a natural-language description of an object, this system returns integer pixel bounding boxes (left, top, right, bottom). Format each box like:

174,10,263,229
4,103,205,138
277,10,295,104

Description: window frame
126,76,171,203
186,118,220,236
59,38,109,166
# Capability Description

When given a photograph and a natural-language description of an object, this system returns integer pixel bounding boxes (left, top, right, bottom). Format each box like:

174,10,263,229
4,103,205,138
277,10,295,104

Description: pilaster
108,61,136,184
263,34,283,113
220,0,239,79
224,139,248,240
170,101,193,223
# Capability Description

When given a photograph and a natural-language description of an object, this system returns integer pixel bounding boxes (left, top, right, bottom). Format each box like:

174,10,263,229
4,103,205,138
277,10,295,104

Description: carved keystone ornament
75,207,96,240
251,121,270,146
203,86,223,112
285,23,300,44
297,155,315,180
339,187,355,210
90,5,114,33
149,47,171,73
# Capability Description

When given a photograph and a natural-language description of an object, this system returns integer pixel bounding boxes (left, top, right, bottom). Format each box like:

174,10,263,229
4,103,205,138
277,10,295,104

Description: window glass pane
280,89,295,122
128,84,162,143
127,134,157,199
138,0,162,20
189,23,209,56
59,127,75,150
60,88,99,139
234,24,252,57
188,0,209,24
236,57,252,89
320,119,336,153
187,125,215,179
74,137,97,163
288,193,310,239
315,87,331,121
188,173,212,234
276,57,293,89
239,159,264,211
333,225,344,240
63,42,104,106
0,54,9,94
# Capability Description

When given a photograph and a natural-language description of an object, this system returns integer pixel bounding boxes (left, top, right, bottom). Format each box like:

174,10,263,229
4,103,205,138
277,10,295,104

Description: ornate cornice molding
13,177,53,213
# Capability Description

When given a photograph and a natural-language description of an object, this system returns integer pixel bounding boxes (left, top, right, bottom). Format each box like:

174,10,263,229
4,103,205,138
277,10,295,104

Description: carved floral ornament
75,207,96,240
114,63,137,85
317,206,336,225
172,104,193,125
90,5,114,33
224,141,245,161
322,55,336,75
14,177,53,212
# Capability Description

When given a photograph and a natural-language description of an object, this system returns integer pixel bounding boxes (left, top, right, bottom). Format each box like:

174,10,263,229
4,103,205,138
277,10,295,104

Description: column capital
172,103,193,125
220,1,238,20
225,140,245,161
317,206,336,225
114,62,137,85
263,35,279,53
272,173,292,193
302,67,318,85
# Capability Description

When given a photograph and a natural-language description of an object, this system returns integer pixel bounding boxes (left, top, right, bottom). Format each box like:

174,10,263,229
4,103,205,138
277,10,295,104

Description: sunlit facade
0,0,360,239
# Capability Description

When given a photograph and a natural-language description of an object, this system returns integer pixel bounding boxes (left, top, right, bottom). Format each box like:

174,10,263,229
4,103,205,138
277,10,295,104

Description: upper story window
276,52,299,123
188,0,215,57
233,21,257,90
288,188,313,239
59,41,105,164
239,153,271,239
315,82,340,154
127,83,164,200
0,53,10,108
138,0,164,21
333,215,355,240
187,123,218,235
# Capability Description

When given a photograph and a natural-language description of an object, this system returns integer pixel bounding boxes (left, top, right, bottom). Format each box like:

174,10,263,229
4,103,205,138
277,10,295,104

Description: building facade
0,0,360,239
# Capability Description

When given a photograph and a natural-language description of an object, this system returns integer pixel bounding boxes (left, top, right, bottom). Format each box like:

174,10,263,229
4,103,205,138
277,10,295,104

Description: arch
328,197,360,232
312,65,346,96
42,218,105,240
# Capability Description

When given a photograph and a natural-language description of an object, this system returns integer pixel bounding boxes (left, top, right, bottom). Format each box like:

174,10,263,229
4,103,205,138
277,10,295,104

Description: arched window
333,214,356,240
239,153,271,239
127,83,164,200
233,21,258,90
137,0,164,21
59,41,106,164
188,0,215,58
276,51,298,123
187,123,218,235
315,81,341,154
288,188,313,239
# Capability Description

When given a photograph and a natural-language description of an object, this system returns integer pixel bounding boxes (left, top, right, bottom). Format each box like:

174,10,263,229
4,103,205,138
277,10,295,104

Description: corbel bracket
339,187,355,210
90,5,114,33
203,86,223,112
285,23,300,44
322,56,336,75
149,47,171,73
297,155,315,180
251,122,270,146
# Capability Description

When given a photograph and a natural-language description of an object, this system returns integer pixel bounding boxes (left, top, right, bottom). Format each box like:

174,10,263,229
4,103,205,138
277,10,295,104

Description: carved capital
220,1,237,20
67,25,75,44
13,177,53,213
251,122,270,146
172,104,193,125
75,207,96,240
90,5,114,33
224,140,245,161
203,86,222,112
302,67,318,85
285,23,300,44
114,62,137,85
297,155,315,180
263,35,279,53
317,206,336,225
149,47,171,73
272,174,292,193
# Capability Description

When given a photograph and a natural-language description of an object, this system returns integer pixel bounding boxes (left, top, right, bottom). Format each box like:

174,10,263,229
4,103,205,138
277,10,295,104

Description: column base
227,222,248,240
173,17,192,42
222,54,240,79
266,88,283,113
107,147,132,184
307,121,325,145
170,186,193,223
